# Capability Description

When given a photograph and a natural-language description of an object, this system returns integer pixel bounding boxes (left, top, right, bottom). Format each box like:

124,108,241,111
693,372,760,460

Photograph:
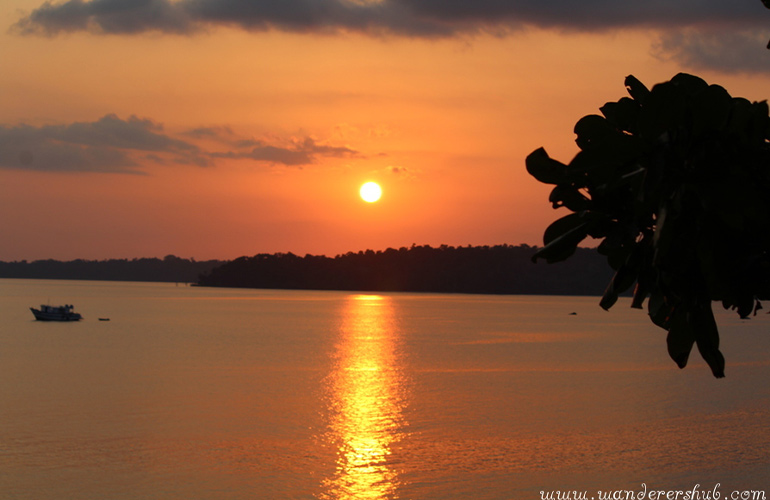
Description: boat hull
30,307,83,321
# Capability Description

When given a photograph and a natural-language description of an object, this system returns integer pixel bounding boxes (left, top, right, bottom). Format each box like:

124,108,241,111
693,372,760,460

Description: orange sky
1,0,769,261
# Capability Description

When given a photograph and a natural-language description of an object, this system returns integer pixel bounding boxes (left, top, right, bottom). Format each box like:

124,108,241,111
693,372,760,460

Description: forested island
0,245,615,296
198,244,614,296
0,255,223,283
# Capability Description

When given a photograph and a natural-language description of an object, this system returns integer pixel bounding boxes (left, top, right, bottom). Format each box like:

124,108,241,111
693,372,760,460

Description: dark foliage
527,73,770,377
198,244,614,296
0,255,223,283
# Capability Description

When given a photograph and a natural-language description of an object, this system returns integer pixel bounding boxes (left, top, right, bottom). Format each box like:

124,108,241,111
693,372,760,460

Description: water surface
1,279,768,499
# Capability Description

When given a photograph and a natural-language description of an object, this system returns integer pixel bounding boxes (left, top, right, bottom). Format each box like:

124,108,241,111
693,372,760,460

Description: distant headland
0,255,223,284
1,244,614,296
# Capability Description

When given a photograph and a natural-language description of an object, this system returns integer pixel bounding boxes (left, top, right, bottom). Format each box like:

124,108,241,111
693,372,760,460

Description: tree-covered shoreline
0,255,223,284
198,244,613,296
0,245,616,296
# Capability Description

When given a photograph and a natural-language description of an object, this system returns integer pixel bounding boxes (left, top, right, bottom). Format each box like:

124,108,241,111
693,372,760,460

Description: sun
359,182,382,203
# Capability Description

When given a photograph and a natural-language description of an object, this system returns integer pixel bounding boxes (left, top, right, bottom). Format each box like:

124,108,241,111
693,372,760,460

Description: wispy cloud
210,136,359,167
0,115,359,173
11,0,770,73
653,28,770,73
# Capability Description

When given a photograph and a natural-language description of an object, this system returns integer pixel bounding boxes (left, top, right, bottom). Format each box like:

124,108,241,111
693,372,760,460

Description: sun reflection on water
319,294,409,500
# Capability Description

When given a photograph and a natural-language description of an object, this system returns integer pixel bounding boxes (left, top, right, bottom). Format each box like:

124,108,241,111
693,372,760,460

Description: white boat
30,304,83,321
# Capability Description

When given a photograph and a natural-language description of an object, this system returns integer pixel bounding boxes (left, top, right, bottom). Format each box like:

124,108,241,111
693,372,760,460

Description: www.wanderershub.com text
540,484,766,500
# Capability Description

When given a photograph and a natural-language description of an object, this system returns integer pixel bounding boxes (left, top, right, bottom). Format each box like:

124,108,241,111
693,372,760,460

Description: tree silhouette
197,244,615,296
527,73,770,377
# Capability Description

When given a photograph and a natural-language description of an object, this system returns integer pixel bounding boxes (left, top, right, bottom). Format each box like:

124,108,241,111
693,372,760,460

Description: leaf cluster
526,73,770,377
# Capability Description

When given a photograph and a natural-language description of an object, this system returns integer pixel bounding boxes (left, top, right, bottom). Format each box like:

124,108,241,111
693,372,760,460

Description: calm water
1,279,768,500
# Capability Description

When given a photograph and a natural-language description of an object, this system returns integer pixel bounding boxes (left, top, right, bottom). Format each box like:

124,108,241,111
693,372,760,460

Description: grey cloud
211,137,359,166
212,146,312,166
654,29,770,74
56,114,198,152
295,137,358,158
0,115,360,173
0,114,207,173
10,0,770,73
183,126,360,166
393,0,764,31
182,126,236,140
13,0,767,36
13,0,193,36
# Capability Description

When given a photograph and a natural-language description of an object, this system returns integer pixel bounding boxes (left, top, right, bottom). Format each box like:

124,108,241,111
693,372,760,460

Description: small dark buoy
99,318,110,321
569,312,577,315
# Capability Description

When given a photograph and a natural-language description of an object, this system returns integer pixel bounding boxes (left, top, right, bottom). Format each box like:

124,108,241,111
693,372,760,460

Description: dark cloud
0,115,358,173
12,0,767,36
211,137,359,166
13,0,193,36
0,114,205,173
654,29,770,73
182,126,236,140
56,114,197,152
10,1,770,73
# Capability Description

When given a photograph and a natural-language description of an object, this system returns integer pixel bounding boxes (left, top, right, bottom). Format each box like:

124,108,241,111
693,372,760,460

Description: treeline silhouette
198,244,614,295
0,255,223,283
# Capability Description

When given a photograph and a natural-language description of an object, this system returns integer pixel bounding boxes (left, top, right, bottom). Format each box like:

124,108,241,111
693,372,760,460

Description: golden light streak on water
319,294,409,500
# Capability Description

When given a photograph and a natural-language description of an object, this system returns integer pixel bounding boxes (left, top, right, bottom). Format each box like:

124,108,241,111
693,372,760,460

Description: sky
1,0,769,261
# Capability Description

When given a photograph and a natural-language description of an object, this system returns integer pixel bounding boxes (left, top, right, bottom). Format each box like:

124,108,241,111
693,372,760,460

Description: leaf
532,213,590,263
666,307,695,369
599,246,642,310
692,304,726,378
691,84,732,135
670,73,709,94
599,279,619,311
638,81,687,141
630,236,654,309
630,280,649,309
574,114,616,151
542,213,587,245
601,97,640,134
747,100,770,144
624,75,650,104
736,294,754,319
526,147,571,185
648,291,673,329
726,97,753,138
548,185,591,211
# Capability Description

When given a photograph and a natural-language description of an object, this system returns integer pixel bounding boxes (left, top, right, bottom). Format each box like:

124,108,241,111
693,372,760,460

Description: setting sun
360,182,382,203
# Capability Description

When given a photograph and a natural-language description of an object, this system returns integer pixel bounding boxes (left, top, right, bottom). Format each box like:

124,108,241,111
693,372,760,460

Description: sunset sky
1,0,769,261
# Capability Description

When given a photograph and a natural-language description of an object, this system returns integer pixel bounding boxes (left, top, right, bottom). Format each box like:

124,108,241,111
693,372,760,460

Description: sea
1,279,768,500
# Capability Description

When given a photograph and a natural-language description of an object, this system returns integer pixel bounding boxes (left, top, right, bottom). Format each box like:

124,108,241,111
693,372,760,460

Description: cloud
10,1,770,73
0,114,206,173
386,164,419,179
0,115,359,173
211,137,359,166
12,0,767,36
654,28,770,74
182,126,236,140
13,0,193,36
